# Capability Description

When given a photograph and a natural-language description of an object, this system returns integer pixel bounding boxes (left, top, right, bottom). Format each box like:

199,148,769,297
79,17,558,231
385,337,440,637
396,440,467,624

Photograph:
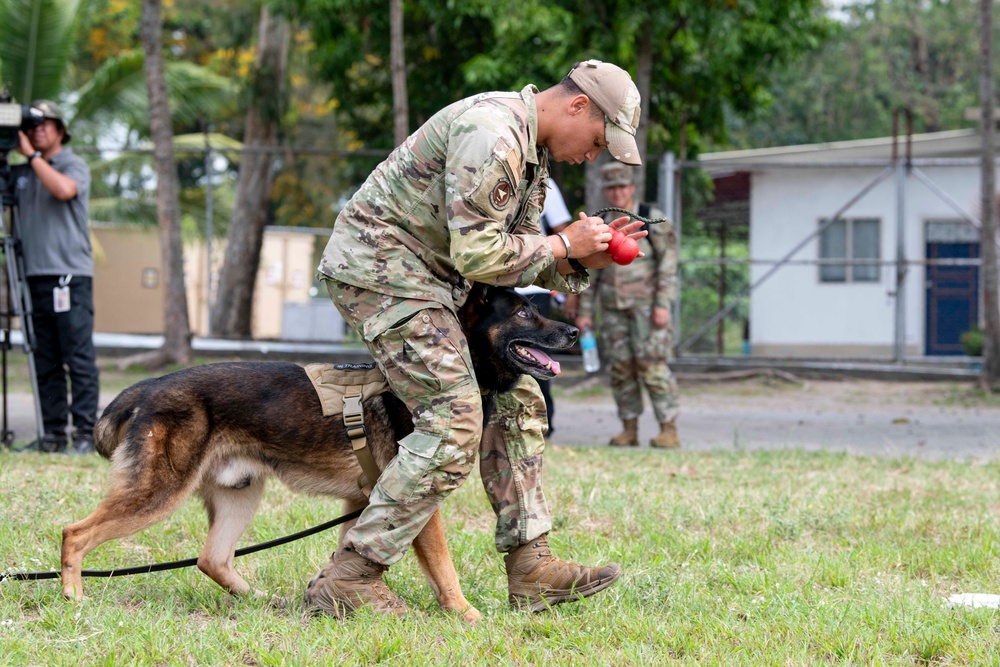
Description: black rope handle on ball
593,206,670,225
0,508,363,583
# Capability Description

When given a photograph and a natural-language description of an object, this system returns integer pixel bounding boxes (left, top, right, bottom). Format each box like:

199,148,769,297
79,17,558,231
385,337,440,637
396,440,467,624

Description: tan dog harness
304,362,390,494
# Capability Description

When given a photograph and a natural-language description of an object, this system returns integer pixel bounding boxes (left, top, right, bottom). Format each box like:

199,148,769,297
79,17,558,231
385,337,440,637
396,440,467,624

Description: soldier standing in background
575,161,681,449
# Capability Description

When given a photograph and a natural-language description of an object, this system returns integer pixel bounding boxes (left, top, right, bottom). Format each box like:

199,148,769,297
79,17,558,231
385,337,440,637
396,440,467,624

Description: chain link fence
23,137,988,363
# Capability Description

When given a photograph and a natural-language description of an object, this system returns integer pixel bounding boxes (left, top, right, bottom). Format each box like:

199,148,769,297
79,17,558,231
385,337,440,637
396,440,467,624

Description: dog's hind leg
412,509,481,623
61,482,195,601
197,477,266,595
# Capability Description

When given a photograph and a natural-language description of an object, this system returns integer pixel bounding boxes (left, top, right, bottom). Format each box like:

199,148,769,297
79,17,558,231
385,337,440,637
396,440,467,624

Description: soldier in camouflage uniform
307,60,646,617
576,162,681,449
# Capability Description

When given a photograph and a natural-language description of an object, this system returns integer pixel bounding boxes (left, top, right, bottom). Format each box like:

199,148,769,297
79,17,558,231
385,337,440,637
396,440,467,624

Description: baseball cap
31,99,71,143
567,60,641,165
601,161,634,188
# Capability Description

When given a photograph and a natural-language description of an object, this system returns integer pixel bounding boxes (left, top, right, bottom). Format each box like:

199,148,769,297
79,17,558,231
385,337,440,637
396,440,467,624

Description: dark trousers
523,292,555,436
27,275,100,437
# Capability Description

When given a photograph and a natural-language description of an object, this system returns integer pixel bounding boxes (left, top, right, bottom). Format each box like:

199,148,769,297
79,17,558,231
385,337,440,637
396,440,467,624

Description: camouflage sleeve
532,261,590,294
649,208,679,308
445,108,558,288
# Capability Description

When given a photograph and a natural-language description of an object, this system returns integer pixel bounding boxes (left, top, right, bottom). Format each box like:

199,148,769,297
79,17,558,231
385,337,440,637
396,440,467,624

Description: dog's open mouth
512,343,561,378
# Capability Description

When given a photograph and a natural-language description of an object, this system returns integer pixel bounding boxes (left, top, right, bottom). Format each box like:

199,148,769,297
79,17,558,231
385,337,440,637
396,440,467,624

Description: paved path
547,377,1000,461
548,394,1000,461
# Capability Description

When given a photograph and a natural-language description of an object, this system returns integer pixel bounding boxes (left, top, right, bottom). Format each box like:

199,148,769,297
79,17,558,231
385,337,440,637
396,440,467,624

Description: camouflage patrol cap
31,99,71,143
567,60,641,166
601,161,634,188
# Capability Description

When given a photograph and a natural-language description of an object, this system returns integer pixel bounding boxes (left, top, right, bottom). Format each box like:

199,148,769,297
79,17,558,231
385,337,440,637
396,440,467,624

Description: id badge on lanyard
53,275,72,313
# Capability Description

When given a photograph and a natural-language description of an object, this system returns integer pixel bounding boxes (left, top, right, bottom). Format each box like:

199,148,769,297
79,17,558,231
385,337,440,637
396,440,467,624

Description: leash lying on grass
0,508,363,582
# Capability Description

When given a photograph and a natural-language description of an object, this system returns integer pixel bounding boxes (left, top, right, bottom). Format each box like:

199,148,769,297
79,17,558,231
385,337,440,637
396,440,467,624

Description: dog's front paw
61,586,85,602
447,603,481,624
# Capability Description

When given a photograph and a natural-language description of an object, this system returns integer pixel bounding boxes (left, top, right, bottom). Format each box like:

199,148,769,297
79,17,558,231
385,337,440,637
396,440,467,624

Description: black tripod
1,154,45,446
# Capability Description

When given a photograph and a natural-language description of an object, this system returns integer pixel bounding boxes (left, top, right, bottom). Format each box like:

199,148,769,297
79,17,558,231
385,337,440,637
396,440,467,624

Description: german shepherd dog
60,285,577,622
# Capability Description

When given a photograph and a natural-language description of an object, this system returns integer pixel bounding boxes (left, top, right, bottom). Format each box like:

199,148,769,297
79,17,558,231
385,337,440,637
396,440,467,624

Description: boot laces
528,540,597,586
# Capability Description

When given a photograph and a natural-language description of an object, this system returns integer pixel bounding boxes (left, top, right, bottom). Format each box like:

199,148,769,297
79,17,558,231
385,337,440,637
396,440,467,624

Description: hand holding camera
0,88,45,156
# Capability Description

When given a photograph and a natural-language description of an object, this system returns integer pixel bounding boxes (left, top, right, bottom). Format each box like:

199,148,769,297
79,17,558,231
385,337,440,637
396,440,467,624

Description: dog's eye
517,308,531,319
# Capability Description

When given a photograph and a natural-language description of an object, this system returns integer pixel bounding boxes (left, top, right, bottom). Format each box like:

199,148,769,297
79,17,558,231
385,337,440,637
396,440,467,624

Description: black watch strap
568,258,588,274
28,151,42,164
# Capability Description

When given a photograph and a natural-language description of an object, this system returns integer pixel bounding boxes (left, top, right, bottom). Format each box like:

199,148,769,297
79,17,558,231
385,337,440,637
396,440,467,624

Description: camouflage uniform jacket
577,204,678,318
318,85,589,318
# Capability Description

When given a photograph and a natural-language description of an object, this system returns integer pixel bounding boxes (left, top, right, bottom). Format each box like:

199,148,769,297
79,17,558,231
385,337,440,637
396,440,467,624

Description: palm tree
0,0,235,367
0,0,78,103
140,0,190,365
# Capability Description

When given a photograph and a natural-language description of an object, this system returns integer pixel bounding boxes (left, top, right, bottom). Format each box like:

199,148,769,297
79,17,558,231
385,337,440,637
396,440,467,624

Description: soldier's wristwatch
568,258,588,274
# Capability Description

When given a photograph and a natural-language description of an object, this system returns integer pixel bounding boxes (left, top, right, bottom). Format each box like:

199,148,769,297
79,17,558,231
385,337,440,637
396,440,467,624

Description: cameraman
13,101,98,455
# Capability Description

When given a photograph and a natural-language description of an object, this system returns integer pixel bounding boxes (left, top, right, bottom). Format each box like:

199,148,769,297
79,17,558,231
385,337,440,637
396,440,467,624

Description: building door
925,221,980,356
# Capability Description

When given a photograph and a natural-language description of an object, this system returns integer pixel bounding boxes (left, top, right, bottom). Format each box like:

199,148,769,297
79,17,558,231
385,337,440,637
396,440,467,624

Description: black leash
593,206,669,225
1,508,363,582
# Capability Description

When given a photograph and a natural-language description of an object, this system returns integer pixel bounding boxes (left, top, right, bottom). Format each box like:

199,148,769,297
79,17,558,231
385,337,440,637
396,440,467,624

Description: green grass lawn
3,444,1000,665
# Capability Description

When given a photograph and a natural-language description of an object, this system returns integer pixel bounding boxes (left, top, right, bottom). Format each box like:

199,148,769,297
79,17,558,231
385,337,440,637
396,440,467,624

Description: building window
819,218,881,283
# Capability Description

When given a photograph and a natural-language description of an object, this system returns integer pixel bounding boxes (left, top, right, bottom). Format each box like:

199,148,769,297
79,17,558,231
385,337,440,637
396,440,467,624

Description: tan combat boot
608,418,639,447
505,535,622,612
304,548,408,619
650,421,680,449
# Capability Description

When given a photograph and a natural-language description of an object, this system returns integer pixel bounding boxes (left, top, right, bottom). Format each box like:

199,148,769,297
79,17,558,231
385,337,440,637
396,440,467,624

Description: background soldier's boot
505,535,622,612
608,418,639,447
304,548,408,619
650,421,680,449
17,433,68,454
71,430,96,455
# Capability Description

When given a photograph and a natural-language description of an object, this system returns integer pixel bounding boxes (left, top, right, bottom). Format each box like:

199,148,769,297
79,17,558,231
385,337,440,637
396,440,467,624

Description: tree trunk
980,0,1000,389
211,5,290,339
390,0,408,146
137,0,191,367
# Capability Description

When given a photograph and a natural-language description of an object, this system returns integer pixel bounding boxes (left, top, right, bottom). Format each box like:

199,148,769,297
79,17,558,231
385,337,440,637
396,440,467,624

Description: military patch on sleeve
490,178,514,210
504,148,521,180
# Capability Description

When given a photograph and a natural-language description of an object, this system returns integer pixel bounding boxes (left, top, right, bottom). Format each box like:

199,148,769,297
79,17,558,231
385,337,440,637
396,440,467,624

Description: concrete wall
93,226,334,340
748,165,979,357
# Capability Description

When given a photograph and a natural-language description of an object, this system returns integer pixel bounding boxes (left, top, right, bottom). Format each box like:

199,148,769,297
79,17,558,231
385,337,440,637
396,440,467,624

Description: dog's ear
459,282,490,330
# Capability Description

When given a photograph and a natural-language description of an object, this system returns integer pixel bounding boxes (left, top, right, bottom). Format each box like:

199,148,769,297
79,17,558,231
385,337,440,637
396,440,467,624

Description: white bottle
580,327,601,373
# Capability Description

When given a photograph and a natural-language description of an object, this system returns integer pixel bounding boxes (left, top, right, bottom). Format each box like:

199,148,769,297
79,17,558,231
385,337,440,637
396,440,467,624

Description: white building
698,130,985,358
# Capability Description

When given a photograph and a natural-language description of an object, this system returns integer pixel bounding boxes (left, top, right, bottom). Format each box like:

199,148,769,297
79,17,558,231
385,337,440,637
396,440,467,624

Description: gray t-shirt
12,147,92,277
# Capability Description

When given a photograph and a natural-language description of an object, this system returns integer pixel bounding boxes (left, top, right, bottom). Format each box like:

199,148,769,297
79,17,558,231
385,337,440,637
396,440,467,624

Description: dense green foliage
728,0,983,149
299,0,834,158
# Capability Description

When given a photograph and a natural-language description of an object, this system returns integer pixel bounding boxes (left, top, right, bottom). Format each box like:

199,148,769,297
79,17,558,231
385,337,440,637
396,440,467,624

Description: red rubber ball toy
607,230,625,255
607,229,640,265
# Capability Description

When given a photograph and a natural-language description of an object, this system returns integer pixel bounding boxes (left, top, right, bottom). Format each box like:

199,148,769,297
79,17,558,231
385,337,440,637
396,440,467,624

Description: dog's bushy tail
93,383,146,459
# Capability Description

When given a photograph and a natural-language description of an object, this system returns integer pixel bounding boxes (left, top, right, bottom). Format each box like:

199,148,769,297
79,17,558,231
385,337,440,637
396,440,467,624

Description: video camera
0,88,45,155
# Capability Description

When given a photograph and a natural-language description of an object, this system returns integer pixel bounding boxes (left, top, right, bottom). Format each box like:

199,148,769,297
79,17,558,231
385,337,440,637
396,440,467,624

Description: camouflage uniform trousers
326,279,552,564
599,305,680,424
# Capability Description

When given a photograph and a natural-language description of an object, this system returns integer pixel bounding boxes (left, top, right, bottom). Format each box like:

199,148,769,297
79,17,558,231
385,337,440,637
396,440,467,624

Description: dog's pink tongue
525,347,560,375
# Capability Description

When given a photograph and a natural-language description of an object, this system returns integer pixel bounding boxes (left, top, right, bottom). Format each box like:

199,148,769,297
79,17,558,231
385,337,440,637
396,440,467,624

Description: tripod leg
2,205,46,442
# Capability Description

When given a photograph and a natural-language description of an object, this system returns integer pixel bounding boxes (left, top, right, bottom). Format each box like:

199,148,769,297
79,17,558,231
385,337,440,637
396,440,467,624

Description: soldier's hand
653,306,670,329
17,131,34,158
610,215,647,241
563,294,579,320
562,213,614,257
